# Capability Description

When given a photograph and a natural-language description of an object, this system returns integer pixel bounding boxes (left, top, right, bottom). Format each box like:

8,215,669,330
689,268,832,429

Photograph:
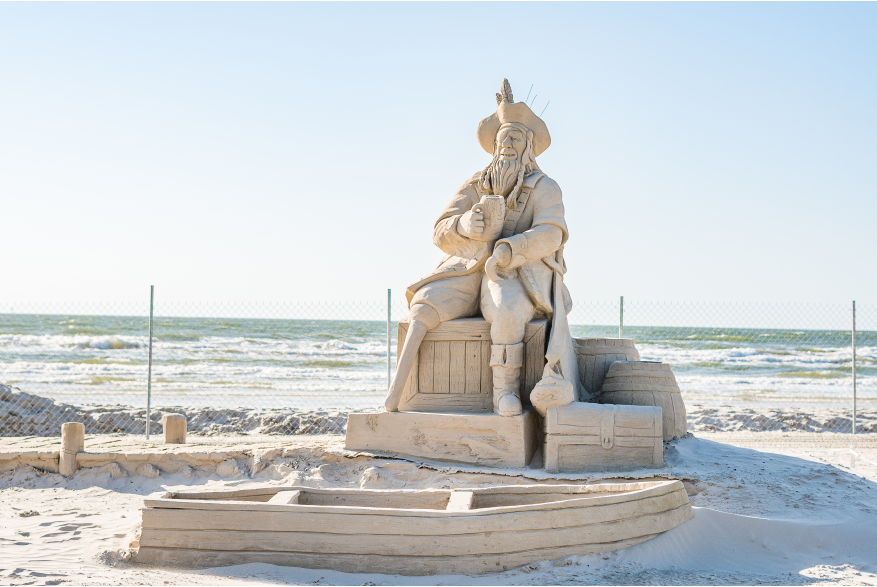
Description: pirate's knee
489,306,534,344
407,303,441,331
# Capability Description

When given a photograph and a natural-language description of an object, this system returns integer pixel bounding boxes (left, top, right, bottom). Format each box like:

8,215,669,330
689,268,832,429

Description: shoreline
2,383,875,437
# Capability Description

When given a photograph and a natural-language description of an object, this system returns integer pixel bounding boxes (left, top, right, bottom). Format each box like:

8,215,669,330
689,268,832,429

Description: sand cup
470,195,506,242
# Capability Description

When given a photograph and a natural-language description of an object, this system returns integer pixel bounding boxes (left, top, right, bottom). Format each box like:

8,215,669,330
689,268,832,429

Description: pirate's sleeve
432,176,483,258
495,177,567,271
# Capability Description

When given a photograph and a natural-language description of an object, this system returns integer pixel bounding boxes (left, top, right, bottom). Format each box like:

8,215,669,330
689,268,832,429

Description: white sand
2,433,876,586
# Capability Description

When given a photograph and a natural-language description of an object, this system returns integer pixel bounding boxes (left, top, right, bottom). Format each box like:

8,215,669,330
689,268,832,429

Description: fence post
146,285,154,439
852,300,857,436
619,295,624,339
60,422,85,477
387,289,392,389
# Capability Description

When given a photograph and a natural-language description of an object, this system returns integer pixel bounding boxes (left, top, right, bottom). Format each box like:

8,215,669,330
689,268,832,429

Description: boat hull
135,481,692,575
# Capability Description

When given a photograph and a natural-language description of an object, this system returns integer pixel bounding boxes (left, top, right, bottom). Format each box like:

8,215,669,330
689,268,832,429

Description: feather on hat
477,79,551,157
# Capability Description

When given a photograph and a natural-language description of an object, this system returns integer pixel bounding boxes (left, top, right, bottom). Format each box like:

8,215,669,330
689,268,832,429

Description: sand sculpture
134,80,694,574
347,80,689,471
383,78,580,418
136,481,692,574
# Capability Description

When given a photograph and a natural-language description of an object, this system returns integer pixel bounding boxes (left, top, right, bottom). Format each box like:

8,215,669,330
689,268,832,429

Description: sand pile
0,384,355,437
687,405,877,433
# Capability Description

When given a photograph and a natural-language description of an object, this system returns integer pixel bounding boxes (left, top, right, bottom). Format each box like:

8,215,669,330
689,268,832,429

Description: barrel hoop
573,338,637,349
575,348,641,357
606,369,676,379
603,385,681,393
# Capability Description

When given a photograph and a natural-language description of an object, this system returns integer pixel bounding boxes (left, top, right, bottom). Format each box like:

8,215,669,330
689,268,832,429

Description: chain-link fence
569,300,875,434
1,299,873,437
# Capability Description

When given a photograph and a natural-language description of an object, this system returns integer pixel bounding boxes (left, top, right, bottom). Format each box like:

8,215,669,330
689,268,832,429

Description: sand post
162,414,186,444
60,422,85,477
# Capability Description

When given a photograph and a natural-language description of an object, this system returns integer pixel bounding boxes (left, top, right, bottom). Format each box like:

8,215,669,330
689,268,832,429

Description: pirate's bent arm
495,179,568,271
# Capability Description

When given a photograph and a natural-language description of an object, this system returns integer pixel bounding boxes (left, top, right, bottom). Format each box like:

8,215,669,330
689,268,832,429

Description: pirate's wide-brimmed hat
477,79,551,157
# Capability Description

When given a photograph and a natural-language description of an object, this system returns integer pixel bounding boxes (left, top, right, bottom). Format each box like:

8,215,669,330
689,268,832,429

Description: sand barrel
600,361,687,441
573,338,640,398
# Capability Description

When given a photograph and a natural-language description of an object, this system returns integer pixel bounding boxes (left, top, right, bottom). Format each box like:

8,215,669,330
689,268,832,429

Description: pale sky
1,2,875,306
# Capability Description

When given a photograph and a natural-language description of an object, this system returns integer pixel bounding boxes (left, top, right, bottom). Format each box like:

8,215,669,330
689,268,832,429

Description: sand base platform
345,410,539,468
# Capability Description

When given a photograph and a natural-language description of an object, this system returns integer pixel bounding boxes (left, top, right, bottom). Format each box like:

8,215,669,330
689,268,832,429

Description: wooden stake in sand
162,414,186,444
60,422,85,477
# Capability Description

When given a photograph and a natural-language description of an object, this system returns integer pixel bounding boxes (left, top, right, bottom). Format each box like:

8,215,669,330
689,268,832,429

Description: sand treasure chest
543,402,664,473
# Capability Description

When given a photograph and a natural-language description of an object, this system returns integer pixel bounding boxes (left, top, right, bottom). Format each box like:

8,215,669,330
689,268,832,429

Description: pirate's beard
484,155,523,199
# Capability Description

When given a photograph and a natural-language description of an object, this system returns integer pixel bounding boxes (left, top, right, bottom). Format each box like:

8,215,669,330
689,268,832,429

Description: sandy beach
3,385,877,585
4,0,875,583
1,430,876,586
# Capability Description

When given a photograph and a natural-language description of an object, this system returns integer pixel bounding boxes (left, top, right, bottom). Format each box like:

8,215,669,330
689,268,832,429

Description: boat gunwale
165,480,673,500
145,480,684,517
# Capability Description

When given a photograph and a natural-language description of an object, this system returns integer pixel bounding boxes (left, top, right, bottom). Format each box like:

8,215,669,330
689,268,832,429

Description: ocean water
0,313,874,410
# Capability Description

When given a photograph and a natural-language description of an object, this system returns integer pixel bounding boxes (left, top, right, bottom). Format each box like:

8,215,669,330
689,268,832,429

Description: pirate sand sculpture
346,79,686,471
385,79,581,418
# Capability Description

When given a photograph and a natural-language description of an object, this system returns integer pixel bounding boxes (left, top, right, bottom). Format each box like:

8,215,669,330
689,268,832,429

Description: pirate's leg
384,304,440,411
480,275,536,417
385,274,481,412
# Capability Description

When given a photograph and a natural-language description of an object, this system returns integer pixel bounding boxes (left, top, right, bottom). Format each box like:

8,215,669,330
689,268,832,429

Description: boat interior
161,481,671,511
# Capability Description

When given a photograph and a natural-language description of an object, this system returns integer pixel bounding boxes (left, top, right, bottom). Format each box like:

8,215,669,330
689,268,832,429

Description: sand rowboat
135,480,692,575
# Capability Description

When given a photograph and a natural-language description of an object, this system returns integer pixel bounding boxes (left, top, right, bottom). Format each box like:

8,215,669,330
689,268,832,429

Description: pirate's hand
458,210,484,239
484,243,513,282
491,243,513,267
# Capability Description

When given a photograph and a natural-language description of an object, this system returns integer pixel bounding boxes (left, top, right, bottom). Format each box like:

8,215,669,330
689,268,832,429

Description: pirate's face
498,129,526,161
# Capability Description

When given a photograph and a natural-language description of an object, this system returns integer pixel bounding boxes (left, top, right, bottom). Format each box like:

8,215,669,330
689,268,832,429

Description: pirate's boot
489,342,524,417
